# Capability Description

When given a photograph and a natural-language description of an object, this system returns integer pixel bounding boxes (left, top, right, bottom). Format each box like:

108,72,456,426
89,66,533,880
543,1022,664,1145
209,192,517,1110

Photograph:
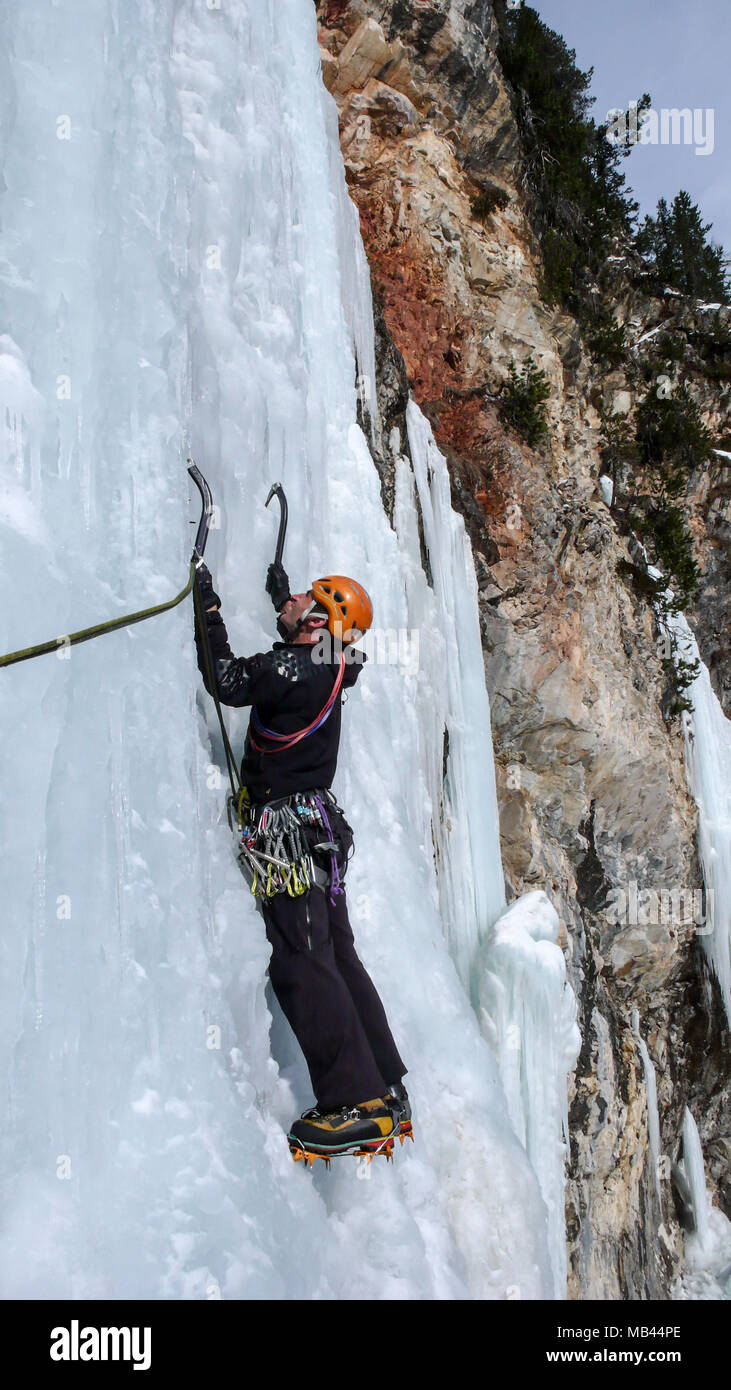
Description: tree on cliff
636,191,730,304
496,3,644,317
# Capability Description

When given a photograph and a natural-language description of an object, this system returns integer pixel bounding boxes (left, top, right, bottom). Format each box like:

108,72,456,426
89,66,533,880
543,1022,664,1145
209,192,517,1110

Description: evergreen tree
635,382,714,495
496,358,551,448
496,4,643,317
621,384,712,609
636,191,730,303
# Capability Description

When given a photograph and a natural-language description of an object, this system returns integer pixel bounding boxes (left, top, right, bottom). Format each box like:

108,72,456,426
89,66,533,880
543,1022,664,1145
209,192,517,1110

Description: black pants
261,824,406,1110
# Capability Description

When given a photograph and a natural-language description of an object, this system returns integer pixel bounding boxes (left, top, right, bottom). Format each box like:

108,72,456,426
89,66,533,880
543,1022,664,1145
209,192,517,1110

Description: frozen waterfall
669,614,731,1022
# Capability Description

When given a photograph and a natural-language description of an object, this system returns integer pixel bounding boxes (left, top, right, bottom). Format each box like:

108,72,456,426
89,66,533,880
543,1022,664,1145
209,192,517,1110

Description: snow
599,474,614,506
633,324,664,347
713,449,731,461
0,0,578,1299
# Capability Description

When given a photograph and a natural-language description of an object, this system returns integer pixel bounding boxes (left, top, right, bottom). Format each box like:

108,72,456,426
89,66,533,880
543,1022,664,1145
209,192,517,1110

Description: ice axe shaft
265,483,288,566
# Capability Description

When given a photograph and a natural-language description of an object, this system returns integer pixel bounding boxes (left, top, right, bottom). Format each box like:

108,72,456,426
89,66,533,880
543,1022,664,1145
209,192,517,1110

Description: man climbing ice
194,558,411,1164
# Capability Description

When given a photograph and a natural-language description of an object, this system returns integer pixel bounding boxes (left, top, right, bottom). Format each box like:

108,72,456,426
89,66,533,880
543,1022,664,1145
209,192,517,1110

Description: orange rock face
317,2,731,1304
316,4,548,485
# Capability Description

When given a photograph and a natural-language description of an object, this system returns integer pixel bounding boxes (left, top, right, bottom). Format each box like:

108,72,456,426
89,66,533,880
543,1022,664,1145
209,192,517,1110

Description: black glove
266,561,291,611
195,562,222,612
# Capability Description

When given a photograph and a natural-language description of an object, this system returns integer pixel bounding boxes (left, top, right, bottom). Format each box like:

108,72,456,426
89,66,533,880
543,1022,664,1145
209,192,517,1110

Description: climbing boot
288,1097,397,1165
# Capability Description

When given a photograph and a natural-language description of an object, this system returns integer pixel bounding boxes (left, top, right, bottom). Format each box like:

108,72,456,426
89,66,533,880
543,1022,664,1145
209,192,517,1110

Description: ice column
401,400,506,986
479,891,581,1298
632,1009,662,1201
669,614,731,1021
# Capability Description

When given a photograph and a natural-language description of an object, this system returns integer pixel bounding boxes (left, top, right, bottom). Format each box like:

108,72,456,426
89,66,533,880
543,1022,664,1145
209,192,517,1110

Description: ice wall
669,614,731,1021
0,0,576,1299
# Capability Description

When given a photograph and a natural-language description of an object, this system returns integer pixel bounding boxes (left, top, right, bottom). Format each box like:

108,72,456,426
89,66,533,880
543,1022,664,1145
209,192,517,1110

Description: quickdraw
231,789,348,903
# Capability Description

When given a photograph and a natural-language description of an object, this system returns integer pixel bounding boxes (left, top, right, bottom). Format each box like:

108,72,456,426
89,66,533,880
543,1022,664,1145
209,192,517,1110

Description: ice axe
188,461,215,563
265,483,289,567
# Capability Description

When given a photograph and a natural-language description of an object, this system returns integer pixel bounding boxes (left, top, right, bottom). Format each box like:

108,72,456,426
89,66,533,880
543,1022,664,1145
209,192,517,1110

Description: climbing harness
231,787,352,904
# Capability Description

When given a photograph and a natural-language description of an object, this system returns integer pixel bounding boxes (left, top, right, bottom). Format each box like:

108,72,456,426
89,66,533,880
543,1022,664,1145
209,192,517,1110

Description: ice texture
673,1110,731,1301
0,0,577,1299
479,891,580,1297
669,614,731,1021
632,1010,662,1203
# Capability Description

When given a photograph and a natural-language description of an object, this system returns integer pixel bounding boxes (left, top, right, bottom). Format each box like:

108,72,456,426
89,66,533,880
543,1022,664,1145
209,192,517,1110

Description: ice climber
194,559,411,1163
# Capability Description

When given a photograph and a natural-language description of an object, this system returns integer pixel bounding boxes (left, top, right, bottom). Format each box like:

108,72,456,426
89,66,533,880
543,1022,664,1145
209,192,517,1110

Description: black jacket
194,604,364,804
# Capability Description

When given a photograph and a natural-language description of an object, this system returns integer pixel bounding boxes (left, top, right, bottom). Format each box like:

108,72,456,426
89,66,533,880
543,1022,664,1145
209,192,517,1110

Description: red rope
249,652,346,755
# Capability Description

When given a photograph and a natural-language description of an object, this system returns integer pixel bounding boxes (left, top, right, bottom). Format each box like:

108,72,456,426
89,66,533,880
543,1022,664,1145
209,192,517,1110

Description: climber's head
278,591,328,644
311,576,373,645
280,578,373,646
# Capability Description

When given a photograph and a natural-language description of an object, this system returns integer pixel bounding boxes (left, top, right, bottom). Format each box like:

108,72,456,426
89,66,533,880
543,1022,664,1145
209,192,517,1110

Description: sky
533,0,731,258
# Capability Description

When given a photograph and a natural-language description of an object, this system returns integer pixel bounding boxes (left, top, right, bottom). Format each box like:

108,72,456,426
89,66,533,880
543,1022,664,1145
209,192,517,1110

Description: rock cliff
315,0,729,1299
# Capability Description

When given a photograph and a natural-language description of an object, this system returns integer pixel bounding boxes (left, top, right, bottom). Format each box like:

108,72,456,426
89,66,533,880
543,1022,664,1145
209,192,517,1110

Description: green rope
0,561,197,669
0,537,243,805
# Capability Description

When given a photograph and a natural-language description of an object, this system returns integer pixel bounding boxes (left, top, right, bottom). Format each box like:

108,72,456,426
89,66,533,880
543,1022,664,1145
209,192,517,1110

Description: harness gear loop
233,789,349,903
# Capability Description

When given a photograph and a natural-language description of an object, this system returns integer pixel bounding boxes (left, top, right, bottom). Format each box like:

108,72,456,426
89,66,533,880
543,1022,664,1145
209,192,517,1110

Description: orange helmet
311,576,373,645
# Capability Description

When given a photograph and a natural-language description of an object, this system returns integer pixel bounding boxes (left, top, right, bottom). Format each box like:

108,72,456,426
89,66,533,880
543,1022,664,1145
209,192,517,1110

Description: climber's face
279,591,311,629
279,590,327,639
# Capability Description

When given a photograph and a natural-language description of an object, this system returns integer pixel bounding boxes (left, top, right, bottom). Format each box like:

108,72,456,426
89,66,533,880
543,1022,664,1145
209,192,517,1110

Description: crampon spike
289,1136,398,1166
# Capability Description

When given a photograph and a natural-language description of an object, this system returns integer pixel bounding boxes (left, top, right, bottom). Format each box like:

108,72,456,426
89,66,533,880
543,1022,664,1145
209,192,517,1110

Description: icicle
404,400,506,983
679,1108,711,1252
632,1009,661,1201
479,891,581,1298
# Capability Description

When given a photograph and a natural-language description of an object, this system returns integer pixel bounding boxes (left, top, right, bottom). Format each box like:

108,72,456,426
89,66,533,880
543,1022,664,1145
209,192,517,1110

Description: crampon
288,1122,414,1169
287,1094,414,1169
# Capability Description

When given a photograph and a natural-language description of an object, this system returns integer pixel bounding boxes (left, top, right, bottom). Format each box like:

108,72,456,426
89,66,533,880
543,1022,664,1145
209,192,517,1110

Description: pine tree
496,4,642,316
636,191,730,303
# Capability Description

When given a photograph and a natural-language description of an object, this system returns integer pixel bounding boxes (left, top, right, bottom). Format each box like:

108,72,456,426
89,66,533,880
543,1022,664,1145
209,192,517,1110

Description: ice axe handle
265,483,288,567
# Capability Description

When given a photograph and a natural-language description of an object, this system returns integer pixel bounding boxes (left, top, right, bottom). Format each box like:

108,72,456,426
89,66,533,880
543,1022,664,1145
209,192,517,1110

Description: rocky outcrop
316,0,730,1299
590,268,731,716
